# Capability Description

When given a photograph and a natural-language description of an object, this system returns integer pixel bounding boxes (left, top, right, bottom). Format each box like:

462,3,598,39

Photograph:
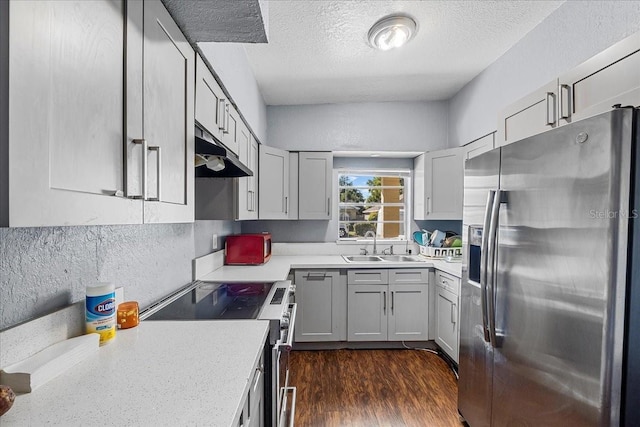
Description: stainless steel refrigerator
458,107,640,427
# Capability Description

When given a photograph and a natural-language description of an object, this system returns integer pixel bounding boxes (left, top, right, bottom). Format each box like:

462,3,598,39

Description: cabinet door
424,148,463,220
5,0,142,226
195,54,224,142
347,284,387,341
248,138,259,216
464,133,495,160
496,79,558,147
558,31,640,127
413,154,426,221
142,0,194,223
259,145,290,219
236,122,253,220
298,152,333,220
435,286,459,362
388,283,429,341
294,270,346,342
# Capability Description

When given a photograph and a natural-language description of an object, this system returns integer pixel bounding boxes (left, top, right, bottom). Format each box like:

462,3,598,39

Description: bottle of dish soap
85,282,117,345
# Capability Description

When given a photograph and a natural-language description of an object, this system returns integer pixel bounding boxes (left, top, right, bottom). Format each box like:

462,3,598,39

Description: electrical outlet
212,234,218,250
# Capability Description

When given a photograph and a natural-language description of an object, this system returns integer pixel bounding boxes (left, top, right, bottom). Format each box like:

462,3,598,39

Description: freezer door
492,109,634,427
458,149,500,427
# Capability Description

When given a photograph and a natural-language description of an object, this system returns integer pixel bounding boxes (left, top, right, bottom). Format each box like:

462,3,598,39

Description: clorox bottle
86,282,117,345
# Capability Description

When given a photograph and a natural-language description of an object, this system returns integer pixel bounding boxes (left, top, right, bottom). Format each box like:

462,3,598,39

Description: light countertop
199,255,462,282
2,320,269,426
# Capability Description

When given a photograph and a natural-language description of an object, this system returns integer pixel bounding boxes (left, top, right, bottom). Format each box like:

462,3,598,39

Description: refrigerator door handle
479,190,495,343
487,189,504,347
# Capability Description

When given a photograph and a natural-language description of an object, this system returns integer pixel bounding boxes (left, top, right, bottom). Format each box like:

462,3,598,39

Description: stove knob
282,311,291,319
281,317,290,329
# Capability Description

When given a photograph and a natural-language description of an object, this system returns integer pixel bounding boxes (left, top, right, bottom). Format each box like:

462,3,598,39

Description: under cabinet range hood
195,136,252,178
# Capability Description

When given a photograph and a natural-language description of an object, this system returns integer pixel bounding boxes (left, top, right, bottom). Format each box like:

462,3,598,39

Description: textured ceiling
162,0,268,43
230,0,564,105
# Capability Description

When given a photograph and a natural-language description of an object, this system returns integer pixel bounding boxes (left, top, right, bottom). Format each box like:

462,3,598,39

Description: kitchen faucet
364,230,377,255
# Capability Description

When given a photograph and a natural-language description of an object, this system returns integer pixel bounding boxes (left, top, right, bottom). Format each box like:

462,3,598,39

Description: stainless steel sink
343,255,383,262
378,255,424,262
342,255,426,263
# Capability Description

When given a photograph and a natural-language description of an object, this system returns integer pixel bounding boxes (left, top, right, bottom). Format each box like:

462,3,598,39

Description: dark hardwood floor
288,349,463,427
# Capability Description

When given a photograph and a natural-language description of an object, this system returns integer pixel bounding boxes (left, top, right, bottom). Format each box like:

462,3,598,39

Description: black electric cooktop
144,282,275,321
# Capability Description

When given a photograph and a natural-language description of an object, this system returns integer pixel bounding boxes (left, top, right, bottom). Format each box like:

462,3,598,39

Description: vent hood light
368,14,417,51
194,137,252,178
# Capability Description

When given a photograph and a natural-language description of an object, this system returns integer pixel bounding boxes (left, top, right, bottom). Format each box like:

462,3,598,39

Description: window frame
337,169,412,242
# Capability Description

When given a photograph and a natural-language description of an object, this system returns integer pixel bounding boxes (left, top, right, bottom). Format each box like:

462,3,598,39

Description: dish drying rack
419,245,462,259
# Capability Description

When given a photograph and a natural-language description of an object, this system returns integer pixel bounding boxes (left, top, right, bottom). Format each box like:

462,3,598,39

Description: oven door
275,303,297,427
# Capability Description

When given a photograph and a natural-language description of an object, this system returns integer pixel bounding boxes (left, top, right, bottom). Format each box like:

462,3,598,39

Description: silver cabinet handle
147,146,161,202
391,291,394,314
130,139,147,199
479,190,495,343
383,291,387,314
452,303,457,324
218,99,226,131
327,197,331,217
559,84,571,119
247,191,252,212
426,196,431,215
285,196,289,214
306,272,327,280
545,92,556,125
223,102,230,134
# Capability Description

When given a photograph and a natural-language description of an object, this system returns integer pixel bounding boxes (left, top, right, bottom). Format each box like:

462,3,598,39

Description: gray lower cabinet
347,269,429,342
236,352,264,427
294,270,346,342
434,270,460,362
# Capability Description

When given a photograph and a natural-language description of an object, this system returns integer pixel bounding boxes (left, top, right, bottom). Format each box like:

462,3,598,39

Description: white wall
198,42,268,143
448,0,640,147
267,101,448,152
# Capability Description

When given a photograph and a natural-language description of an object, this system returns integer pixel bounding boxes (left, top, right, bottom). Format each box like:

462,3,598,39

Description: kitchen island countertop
2,320,269,426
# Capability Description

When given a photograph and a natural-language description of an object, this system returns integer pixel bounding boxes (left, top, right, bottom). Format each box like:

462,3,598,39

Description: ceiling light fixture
368,14,417,51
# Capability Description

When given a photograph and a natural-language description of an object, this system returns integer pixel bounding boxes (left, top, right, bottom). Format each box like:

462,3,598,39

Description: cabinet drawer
347,269,389,285
435,270,459,294
388,269,429,284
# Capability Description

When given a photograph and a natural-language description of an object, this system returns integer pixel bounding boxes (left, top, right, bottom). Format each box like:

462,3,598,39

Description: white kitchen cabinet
259,145,290,219
496,79,559,148
347,269,429,342
294,270,346,342
434,270,460,362
1,0,193,227
195,54,226,143
414,148,464,220
298,152,333,220
557,30,640,127
464,132,495,161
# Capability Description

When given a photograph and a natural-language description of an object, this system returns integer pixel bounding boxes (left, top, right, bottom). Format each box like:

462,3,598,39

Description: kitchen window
338,171,410,241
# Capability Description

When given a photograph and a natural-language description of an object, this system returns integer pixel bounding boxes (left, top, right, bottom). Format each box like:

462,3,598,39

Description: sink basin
342,255,426,263
378,255,425,262
343,255,383,262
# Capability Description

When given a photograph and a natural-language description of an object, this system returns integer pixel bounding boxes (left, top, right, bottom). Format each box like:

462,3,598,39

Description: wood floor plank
289,349,463,427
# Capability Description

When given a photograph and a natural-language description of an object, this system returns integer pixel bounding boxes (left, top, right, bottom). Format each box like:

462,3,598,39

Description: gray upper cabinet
237,123,258,220
558,30,640,126
414,147,464,220
259,145,290,219
1,0,193,227
464,132,496,161
497,30,640,148
496,79,559,148
195,54,225,143
298,152,333,220
223,105,240,157
141,0,194,224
